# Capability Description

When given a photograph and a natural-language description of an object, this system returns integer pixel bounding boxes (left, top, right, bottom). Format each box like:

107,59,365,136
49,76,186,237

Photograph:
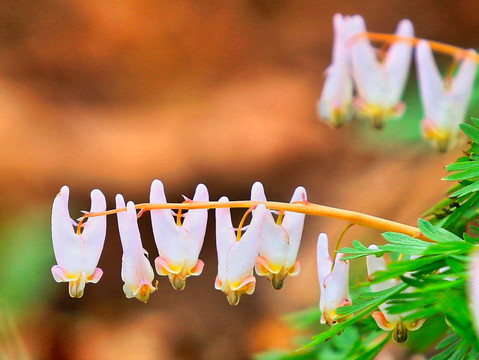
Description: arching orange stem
78,200,428,241
360,32,479,62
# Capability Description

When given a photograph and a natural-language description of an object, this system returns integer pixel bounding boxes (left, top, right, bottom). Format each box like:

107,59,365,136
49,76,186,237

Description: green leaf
464,233,479,244
346,333,389,360
443,167,479,181
380,232,430,254
379,244,427,255
424,241,472,255
338,240,385,260
446,161,479,172
418,219,462,242
460,123,479,143
450,181,479,198
431,342,458,360
470,117,479,128
436,333,459,350
443,192,479,233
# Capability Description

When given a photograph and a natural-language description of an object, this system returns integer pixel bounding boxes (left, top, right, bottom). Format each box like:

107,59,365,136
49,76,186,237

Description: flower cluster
50,180,308,305
51,180,434,343
318,13,478,152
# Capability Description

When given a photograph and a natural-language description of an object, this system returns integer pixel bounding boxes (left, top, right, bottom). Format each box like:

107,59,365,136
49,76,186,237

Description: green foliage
434,119,479,234
286,219,478,359
255,311,391,360
256,119,479,359
0,207,55,316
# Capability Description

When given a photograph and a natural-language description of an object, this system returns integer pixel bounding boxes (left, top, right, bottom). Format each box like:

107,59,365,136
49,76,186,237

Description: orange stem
176,208,182,226
361,32,479,62
78,200,428,241
235,208,253,242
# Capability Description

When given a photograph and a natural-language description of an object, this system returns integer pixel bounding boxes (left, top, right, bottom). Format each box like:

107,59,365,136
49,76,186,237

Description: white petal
119,201,154,289
331,14,348,64
323,254,351,310
316,233,332,288
51,186,80,271
119,200,144,253
318,14,354,123
251,182,286,269
115,194,128,249
449,50,478,125
51,265,69,283
251,182,295,274
383,19,414,105
318,62,353,120
416,41,445,123
81,189,107,275
150,179,187,268
452,50,478,99
281,186,307,266
366,245,398,292
350,15,382,102
215,196,236,282
182,184,209,268
226,204,267,285
257,207,288,272
250,181,267,202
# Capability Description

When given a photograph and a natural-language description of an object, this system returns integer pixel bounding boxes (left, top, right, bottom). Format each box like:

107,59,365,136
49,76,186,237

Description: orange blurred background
0,1,478,359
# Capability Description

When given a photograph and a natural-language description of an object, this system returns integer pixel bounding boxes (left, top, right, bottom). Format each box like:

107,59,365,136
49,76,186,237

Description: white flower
51,186,106,298
350,16,414,128
317,233,351,325
149,179,208,290
215,198,267,305
251,182,306,289
416,40,477,152
318,13,356,127
366,245,424,342
468,250,479,339
116,195,155,303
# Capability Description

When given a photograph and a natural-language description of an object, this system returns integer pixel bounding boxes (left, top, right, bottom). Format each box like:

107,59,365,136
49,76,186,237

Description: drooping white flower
468,251,479,339
251,182,306,289
51,186,106,298
350,16,414,129
116,195,155,303
150,179,208,290
416,40,477,152
366,245,424,342
318,13,357,127
215,198,267,305
317,233,351,325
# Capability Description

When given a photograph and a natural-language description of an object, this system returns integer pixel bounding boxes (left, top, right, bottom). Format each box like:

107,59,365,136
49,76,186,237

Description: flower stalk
79,200,428,241
360,32,479,62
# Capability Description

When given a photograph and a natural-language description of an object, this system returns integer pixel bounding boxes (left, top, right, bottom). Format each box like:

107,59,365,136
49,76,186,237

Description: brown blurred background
0,0,478,359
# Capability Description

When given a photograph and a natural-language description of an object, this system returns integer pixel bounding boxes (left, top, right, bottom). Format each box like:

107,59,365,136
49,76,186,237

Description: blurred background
1,0,479,359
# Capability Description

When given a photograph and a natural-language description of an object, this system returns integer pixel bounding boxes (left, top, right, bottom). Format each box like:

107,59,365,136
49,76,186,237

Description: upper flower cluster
50,180,307,305
318,13,414,129
318,13,478,152
416,41,477,152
